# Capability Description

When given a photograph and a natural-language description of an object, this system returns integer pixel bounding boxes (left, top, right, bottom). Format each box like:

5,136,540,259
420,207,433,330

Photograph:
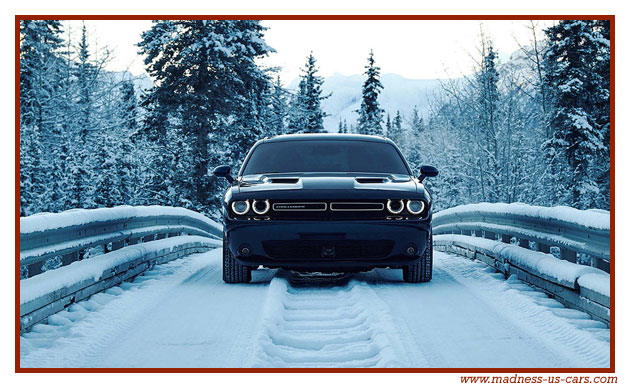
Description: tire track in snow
249,272,423,368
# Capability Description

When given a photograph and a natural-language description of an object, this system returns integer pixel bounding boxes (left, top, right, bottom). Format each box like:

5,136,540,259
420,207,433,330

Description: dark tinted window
242,140,410,175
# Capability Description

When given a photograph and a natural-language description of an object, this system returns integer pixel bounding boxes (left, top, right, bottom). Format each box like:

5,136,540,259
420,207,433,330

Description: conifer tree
409,106,424,133
19,20,64,214
93,130,121,207
287,53,328,133
117,81,139,204
68,24,97,209
356,50,384,135
389,110,404,145
476,43,501,202
543,20,609,208
268,76,289,135
138,20,274,213
19,20,64,132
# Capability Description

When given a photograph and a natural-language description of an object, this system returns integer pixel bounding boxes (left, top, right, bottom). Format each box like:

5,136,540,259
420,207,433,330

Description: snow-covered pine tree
287,53,328,133
403,106,426,164
77,24,93,139
138,20,274,214
356,50,384,135
267,75,289,136
55,30,78,212
19,20,64,134
117,80,139,205
409,106,424,133
476,43,501,202
592,20,611,209
19,20,65,215
388,110,404,146
543,20,609,209
19,125,44,216
67,24,98,209
93,129,122,208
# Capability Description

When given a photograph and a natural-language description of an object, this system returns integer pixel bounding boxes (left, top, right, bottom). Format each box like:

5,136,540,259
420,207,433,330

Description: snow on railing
19,205,223,333
20,205,222,278
19,236,221,333
433,203,611,324
433,202,610,272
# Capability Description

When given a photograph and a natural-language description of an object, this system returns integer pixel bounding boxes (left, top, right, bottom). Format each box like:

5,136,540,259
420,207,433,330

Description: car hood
235,173,418,195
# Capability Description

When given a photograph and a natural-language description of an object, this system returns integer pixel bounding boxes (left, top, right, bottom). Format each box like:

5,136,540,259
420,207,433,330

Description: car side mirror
213,165,234,183
418,165,438,183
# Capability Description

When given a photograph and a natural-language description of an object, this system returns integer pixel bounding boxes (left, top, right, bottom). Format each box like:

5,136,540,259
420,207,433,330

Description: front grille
231,200,428,221
272,202,327,211
266,200,389,220
263,240,394,260
329,202,384,211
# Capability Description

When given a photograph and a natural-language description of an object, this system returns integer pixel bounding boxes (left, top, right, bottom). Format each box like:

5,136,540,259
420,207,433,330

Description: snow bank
497,244,604,286
578,273,611,298
20,225,213,263
21,205,221,234
436,233,502,252
437,221,595,252
20,236,220,305
435,203,609,231
434,234,608,292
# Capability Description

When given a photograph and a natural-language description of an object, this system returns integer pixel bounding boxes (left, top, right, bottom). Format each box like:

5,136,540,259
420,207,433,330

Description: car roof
262,133,394,144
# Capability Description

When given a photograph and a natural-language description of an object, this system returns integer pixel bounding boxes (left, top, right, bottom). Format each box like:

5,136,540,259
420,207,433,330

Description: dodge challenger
213,134,438,283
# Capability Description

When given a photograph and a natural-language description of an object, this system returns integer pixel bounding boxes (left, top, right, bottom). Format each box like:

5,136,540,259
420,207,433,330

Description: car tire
223,235,251,283
403,230,433,283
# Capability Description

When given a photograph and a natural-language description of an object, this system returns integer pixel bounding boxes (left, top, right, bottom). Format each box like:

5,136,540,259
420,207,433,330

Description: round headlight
231,200,250,215
406,200,426,215
252,199,270,215
386,199,404,214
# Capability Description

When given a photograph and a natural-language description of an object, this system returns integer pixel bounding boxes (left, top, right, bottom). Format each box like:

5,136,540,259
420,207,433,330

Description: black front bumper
224,219,430,271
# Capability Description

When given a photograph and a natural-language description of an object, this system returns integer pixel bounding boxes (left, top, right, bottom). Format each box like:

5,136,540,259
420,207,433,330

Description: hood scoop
355,177,388,184
267,177,300,184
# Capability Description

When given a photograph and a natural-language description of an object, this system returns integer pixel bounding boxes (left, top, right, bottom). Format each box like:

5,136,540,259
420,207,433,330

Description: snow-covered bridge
19,204,611,368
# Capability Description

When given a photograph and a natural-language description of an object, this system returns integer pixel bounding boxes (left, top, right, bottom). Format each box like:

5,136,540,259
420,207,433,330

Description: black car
213,134,438,283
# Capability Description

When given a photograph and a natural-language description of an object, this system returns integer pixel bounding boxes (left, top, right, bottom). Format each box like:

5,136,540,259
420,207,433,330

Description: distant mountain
291,47,537,132
289,73,442,132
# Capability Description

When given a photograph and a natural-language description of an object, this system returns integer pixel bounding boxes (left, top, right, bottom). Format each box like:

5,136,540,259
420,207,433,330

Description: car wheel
223,234,251,283
403,230,433,283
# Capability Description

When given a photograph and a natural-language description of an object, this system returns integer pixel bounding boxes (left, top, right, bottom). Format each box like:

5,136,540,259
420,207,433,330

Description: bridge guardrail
20,236,221,333
20,206,222,278
19,206,223,333
432,203,610,272
432,203,611,325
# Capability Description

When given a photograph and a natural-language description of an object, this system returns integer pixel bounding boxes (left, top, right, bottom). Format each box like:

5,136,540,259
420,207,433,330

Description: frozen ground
20,248,610,368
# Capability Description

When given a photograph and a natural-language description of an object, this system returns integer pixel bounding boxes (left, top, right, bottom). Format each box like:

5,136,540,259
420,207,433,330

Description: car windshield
241,140,410,175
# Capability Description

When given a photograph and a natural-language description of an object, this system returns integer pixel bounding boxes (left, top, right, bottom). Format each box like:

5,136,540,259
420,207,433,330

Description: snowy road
20,248,610,368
